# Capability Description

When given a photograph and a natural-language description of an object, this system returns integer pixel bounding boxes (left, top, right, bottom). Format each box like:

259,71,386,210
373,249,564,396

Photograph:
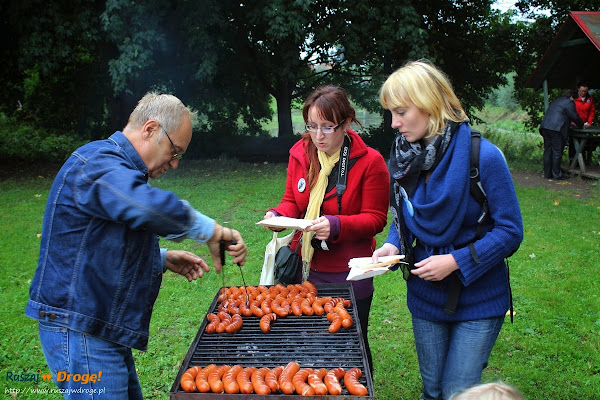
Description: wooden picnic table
568,126,600,179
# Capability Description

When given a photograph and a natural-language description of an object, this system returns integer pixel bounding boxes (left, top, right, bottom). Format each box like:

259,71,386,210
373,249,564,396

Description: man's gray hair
127,92,196,134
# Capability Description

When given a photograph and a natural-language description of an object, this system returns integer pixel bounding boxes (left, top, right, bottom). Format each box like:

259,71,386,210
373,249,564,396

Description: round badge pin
297,178,306,192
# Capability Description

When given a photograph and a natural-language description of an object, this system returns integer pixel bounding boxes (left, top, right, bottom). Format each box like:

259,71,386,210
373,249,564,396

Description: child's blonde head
450,382,525,400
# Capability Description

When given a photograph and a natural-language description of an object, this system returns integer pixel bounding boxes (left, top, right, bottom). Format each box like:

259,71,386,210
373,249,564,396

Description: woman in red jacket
264,85,389,371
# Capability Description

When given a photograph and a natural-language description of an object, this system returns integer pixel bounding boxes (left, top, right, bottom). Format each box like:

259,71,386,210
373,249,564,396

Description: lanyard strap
334,135,351,214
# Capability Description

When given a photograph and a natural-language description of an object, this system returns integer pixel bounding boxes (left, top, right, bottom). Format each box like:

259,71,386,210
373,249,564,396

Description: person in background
570,81,596,164
25,92,248,399
574,81,595,129
372,60,523,400
449,381,525,400
263,85,389,373
539,89,583,180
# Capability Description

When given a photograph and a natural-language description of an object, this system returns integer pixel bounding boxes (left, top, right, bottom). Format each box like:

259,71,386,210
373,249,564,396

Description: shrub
0,113,88,162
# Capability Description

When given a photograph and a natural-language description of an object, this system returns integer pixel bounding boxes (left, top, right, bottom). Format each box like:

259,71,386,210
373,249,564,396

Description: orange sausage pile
180,362,368,396
205,282,354,334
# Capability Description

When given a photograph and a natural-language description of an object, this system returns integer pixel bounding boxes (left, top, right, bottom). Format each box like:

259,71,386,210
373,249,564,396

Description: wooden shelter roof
526,11,600,89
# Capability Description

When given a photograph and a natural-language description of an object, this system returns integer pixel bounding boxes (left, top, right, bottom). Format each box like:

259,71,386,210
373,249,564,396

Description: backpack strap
444,130,514,321
469,130,490,242
445,129,486,315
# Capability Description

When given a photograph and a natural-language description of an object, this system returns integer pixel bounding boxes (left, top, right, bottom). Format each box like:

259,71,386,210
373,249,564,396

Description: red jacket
272,129,389,273
574,95,595,125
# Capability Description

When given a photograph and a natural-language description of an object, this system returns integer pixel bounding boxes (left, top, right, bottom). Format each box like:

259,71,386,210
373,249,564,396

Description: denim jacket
25,131,214,350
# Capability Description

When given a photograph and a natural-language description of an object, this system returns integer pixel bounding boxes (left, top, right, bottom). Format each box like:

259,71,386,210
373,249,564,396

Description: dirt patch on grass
510,169,599,199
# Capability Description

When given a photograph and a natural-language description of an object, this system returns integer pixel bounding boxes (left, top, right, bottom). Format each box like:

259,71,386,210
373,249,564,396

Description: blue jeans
38,321,143,399
412,316,504,400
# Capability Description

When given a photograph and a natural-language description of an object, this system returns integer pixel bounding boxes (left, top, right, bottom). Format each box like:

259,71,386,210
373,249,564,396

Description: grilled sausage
324,367,345,395
265,365,283,393
180,366,200,392
205,313,221,334
251,367,271,395
292,368,315,396
311,297,326,316
324,297,352,313
237,367,257,394
278,361,301,395
260,299,272,314
222,364,243,394
271,297,290,317
259,313,277,333
302,280,318,295
300,298,314,316
344,367,368,396
195,364,217,393
328,313,342,333
250,301,265,318
334,305,353,329
225,314,243,333
208,364,230,393
217,311,231,321
308,368,328,395
239,301,253,317
291,297,303,316
215,322,227,333
275,283,289,297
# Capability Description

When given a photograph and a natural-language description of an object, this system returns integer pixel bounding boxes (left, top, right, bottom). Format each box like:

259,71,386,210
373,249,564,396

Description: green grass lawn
1,158,599,399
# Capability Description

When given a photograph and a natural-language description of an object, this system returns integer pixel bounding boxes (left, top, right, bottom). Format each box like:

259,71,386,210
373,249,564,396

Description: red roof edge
570,11,600,51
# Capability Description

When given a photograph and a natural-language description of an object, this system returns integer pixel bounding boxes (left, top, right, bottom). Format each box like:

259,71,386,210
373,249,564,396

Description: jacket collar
108,131,149,179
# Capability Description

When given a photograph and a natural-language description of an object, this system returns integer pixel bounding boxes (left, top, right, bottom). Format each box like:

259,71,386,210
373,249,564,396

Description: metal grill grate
169,283,374,399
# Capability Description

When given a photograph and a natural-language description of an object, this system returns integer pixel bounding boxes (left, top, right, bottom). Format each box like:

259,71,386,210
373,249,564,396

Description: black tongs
220,238,249,305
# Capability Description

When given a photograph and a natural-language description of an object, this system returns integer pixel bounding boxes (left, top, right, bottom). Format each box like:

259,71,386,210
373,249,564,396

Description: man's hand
164,250,210,281
207,224,248,273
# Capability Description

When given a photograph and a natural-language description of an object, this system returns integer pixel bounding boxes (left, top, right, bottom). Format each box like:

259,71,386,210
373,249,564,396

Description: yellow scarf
301,148,340,281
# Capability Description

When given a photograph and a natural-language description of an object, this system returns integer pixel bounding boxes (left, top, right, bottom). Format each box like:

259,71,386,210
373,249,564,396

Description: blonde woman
372,60,523,399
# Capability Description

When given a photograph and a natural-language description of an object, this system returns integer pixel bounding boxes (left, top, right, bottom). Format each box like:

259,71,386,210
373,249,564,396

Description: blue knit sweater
386,127,524,322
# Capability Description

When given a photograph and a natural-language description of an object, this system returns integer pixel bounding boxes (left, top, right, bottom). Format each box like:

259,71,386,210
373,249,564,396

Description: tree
2,0,528,160
333,0,523,142
513,0,600,128
0,0,115,139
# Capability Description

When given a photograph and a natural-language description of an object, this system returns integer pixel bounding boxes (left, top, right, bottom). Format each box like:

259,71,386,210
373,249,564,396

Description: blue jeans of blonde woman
38,321,143,400
412,316,504,400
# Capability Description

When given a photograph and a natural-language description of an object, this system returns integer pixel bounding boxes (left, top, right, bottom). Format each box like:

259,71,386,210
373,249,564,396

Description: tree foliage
513,0,600,128
1,0,529,160
0,0,114,140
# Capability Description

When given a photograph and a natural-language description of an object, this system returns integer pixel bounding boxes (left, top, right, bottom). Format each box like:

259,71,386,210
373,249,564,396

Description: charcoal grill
169,283,374,399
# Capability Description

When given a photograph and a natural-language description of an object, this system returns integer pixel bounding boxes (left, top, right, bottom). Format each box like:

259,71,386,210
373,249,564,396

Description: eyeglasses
305,123,341,134
159,124,184,160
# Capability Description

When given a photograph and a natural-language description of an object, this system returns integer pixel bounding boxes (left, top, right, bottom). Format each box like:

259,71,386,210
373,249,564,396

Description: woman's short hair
379,59,468,138
127,92,196,133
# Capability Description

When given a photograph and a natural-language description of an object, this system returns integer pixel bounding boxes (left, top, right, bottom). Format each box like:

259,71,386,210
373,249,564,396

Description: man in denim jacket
25,92,247,399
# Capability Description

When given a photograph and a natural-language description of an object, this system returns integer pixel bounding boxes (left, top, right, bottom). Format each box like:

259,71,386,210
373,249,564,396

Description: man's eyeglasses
159,124,183,160
305,123,341,135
